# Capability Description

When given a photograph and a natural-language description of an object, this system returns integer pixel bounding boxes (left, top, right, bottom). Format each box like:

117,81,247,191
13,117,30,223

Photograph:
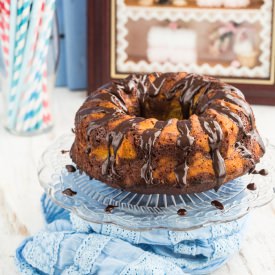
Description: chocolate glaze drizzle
103,117,145,176
199,118,226,187
76,73,265,190
147,73,175,97
174,121,194,187
166,74,211,118
140,120,170,184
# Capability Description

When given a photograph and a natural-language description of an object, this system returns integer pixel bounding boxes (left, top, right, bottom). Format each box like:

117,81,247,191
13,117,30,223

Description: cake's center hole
140,101,186,121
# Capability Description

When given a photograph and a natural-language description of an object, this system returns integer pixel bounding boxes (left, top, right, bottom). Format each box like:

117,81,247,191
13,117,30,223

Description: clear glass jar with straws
0,0,58,135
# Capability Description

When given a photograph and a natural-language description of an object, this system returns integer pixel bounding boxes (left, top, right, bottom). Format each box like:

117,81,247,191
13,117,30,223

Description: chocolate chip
211,200,224,210
105,205,117,213
259,169,268,176
62,188,77,196
247,183,257,191
177,208,187,216
65,165,76,173
61,150,70,154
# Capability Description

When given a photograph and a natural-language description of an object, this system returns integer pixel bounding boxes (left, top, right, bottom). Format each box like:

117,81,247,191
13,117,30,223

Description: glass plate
38,134,275,231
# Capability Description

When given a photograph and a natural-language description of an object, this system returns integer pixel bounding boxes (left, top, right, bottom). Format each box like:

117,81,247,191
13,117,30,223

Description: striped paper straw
7,0,17,88
41,64,52,127
15,0,45,132
0,0,11,72
16,0,55,132
8,0,44,129
8,0,32,123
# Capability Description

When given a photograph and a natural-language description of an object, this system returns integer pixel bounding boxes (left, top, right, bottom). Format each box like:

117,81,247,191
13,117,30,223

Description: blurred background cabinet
88,0,275,104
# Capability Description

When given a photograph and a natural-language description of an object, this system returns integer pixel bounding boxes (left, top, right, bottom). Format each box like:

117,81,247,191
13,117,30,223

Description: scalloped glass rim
38,134,275,231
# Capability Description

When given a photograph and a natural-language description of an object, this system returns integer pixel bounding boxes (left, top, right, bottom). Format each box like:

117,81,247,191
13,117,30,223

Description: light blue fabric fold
16,194,249,275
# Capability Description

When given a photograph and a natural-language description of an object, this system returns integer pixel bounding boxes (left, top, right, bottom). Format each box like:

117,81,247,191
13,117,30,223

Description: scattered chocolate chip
65,164,76,173
85,147,91,154
71,128,75,133
259,169,268,176
105,205,117,213
177,208,187,216
211,200,224,210
247,183,257,191
252,169,268,176
62,188,77,196
61,150,70,154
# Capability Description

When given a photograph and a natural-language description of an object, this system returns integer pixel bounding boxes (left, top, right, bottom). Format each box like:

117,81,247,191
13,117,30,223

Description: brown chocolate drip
209,104,245,133
235,142,252,158
199,118,226,186
197,89,253,124
89,92,128,113
147,73,173,97
137,74,152,103
86,107,122,136
62,188,77,196
211,200,224,210
77,106,107,118
61,150,70,154
71,128,75,134
177,208,187,216
110,87,127,108
235,142,255,171
196,88,256,141
248,129,266,154
102,117,145,176
174,121,194,187
148,76,166,97
252,169,268,176
195,86,264,175
140,120,170,184
105,205,117,213
247,183,257,190
166,74,211,119
115,73,148,94
65,164,76,173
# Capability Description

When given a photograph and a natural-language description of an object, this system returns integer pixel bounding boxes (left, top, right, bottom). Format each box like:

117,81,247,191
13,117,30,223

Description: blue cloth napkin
16,194,249,275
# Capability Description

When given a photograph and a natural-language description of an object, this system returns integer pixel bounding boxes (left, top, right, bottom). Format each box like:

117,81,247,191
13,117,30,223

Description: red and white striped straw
0,0,11,71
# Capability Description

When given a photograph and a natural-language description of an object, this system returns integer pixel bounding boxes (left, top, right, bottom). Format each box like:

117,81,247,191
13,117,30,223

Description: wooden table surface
0,88,275,275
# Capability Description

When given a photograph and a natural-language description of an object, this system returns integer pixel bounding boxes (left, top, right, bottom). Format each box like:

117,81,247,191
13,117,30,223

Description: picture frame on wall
88,0,275,104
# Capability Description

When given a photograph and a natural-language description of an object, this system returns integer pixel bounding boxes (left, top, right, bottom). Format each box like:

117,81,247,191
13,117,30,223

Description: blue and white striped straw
7,0,32,126
8,0,43,129
17,0,55,132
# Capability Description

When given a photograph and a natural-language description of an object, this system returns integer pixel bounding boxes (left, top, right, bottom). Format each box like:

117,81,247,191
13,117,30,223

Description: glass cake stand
38,134,275,231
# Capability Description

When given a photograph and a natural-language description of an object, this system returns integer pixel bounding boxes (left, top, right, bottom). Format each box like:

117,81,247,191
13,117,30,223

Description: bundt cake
70,72,265,195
